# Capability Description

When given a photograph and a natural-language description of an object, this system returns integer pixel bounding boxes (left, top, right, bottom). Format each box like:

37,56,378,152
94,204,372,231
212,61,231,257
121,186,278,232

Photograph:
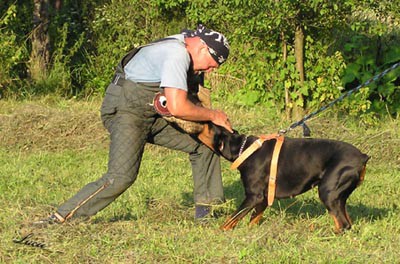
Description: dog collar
238,136,248,156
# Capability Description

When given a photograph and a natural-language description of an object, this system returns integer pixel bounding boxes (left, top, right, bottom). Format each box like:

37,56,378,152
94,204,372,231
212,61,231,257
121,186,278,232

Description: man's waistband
111,73,160,88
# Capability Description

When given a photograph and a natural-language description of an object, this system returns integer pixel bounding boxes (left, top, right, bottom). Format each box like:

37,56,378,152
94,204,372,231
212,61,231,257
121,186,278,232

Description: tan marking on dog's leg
330,213,343,233
221,217,240,231
249,213,263,226
345,208,353,226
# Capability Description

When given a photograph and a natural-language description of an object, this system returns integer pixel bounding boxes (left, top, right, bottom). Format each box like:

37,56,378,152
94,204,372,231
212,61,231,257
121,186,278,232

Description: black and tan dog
198,124,369,233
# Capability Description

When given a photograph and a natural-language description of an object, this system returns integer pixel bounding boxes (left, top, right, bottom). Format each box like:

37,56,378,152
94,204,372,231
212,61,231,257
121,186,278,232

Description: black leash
279,61,400,136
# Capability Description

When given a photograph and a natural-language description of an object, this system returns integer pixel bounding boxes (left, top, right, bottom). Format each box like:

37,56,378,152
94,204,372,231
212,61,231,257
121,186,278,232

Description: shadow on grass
95,196,192,223
273,198,390,223
217,179,390,225
180,178,245,207
104,212,139,223
99,179,389,226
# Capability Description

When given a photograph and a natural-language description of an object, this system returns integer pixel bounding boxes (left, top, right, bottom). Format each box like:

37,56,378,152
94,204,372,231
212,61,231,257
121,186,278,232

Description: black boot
194,205,211,220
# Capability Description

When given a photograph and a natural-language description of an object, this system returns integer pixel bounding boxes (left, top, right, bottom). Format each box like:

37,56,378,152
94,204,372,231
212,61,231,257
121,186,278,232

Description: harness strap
230,133,280,170
267,135,284,206
230,133,285,206
120,37,180,68
230,138,265,170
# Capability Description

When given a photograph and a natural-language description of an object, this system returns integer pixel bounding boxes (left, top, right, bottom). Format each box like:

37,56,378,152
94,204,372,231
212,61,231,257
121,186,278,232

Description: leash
279,61,400,135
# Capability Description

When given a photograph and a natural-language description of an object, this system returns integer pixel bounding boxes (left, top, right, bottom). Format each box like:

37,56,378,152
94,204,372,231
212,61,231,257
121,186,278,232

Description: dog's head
197,123,245,162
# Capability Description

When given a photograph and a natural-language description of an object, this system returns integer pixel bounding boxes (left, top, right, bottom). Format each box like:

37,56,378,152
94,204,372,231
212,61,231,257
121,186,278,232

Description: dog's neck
236,135,259,157
227,134,261,168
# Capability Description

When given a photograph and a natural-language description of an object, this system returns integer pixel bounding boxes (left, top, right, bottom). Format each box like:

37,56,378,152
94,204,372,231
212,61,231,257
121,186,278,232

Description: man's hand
164,87,233,133
208,109,232,133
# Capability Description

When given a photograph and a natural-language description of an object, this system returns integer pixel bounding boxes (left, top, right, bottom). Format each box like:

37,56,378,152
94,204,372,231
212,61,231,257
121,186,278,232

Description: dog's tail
358,154,370,186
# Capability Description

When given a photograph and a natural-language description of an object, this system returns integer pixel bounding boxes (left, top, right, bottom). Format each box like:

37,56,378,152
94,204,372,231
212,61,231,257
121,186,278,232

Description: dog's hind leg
343,201,353,227
326,196,355,233
325,200,349,232
318,166,361,233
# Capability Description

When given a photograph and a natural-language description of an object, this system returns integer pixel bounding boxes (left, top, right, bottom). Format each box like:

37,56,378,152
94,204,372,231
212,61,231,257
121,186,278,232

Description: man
35,24,232,225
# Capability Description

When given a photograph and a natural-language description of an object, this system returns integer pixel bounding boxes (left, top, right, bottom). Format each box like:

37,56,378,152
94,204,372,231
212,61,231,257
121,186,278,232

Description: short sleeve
159,48,191,91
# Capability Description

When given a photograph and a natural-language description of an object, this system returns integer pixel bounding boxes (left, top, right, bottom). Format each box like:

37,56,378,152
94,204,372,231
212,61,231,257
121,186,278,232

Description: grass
0,98,399,263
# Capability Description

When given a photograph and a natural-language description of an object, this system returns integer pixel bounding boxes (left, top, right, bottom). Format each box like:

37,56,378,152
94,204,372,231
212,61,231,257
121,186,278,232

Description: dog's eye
219,141,224,152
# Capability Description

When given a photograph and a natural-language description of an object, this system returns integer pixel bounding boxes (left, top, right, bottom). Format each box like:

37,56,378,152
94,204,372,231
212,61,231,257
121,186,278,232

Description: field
0,98,399,263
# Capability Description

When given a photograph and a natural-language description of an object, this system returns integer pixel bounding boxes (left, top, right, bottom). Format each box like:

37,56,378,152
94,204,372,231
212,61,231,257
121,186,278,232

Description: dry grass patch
0,99,108,152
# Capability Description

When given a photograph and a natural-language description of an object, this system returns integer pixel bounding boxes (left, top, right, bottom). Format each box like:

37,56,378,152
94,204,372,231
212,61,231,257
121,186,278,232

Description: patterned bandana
182,24,230,65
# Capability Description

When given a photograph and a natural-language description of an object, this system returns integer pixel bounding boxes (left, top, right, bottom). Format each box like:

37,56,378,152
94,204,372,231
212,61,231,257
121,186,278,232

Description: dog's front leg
221,194,263,231
221,206,253,231
249,201,268,226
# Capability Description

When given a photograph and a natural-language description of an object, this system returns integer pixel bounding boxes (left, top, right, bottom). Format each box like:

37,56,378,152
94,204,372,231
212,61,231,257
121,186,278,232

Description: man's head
183,24,230,73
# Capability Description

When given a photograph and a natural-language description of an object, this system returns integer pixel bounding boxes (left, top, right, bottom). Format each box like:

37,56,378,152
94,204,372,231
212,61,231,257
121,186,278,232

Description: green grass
0,99,399,263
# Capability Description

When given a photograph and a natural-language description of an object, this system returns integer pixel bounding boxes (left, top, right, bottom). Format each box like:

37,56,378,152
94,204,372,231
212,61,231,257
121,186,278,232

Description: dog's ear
212,127,226,156
196,123,235,154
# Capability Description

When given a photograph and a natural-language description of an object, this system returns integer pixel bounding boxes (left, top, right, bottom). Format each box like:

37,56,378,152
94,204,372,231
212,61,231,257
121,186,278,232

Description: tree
30,0,50,81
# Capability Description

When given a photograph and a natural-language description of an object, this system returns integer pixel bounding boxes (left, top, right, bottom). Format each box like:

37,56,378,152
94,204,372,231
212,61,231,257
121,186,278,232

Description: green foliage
340,3,400,119
27,23,86,97
183,0,356,114
303,48,347,111
0,4,27,97
0,0,399,118
81,0,188,95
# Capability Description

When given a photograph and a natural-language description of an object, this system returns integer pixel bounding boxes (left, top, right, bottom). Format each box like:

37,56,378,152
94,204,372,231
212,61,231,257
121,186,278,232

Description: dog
198,124,369,233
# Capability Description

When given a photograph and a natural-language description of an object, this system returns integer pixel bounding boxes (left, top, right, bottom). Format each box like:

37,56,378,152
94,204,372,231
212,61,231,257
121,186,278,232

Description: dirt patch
0,101,109,152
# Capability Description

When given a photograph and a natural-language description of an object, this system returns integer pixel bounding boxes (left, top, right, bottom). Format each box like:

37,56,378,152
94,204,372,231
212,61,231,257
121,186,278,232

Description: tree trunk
281,31,291,119
54,0,62,11
30,0,50,81
293,24,305,119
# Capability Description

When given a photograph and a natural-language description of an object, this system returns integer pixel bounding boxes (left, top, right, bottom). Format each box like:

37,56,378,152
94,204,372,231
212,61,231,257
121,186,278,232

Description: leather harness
231,134,285,206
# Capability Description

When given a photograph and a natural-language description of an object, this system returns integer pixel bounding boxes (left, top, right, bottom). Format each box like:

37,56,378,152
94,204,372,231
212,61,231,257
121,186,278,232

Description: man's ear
199,43,210,56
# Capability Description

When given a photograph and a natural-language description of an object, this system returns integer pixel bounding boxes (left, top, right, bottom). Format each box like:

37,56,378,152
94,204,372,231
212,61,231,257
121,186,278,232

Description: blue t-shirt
124,34,191,91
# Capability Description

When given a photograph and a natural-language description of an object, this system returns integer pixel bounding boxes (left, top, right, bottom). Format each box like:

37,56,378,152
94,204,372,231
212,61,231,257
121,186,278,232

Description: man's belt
111,74,160,88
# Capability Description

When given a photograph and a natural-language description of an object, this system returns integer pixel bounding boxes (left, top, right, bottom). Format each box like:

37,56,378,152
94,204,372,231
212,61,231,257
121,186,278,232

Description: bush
0,4,27,98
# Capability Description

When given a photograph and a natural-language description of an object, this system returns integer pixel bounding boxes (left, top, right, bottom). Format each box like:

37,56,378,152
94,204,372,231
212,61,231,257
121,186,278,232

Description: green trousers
56,79,224,219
